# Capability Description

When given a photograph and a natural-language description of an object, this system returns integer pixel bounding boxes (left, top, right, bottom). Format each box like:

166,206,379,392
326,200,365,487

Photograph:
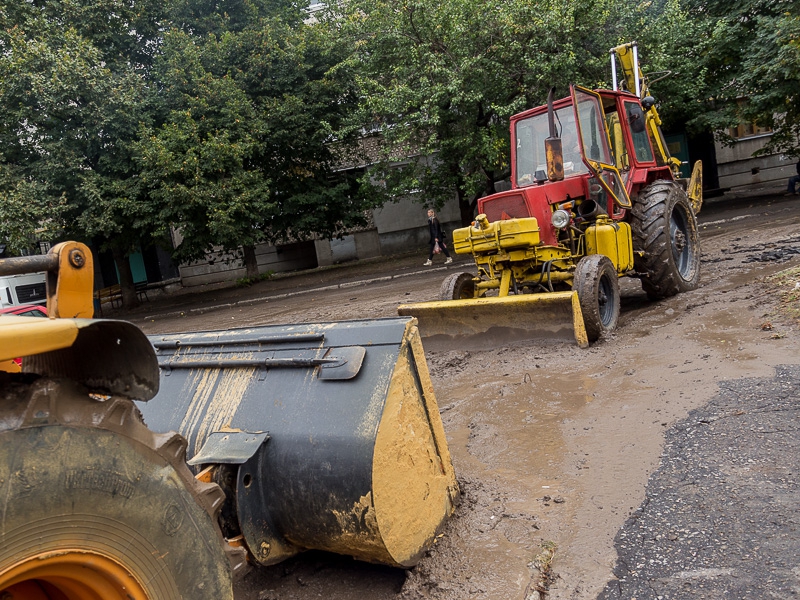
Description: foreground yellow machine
0,242,457,599
400,42,702,346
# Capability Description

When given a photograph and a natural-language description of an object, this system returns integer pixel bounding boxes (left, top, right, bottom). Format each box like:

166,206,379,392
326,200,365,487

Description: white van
0,272,47,308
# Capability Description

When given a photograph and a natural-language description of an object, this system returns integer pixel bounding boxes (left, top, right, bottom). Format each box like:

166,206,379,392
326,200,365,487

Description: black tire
573,254,620,342
0,376,238,599
440,272,478,300
631,180,700,299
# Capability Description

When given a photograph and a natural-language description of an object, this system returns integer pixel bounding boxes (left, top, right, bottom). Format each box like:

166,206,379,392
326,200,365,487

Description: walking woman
424,209,453,266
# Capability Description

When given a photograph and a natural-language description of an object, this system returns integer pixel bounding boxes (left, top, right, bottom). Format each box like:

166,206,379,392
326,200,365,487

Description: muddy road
127,185,800,600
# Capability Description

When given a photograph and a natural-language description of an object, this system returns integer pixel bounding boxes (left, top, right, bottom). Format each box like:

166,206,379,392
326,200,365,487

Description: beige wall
715,134,797,190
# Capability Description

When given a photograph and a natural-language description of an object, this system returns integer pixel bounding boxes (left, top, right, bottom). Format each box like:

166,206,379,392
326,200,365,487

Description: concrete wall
372,195,462,255
175,194,465,286
715,134,797,190
178,240,317,287
314,230,383,267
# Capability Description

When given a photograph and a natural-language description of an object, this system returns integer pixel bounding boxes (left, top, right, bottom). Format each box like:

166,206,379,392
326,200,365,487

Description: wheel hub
0,550,149,600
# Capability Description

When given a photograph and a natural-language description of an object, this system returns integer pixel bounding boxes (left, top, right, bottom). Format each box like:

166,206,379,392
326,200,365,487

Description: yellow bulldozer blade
398,291,589,349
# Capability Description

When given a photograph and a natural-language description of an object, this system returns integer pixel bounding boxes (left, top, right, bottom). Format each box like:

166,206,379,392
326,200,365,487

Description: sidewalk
704,179,789,206
114,249,468,319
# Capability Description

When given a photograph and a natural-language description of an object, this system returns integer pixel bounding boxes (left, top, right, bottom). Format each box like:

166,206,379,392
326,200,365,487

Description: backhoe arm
610,42,679,173
611,42,703,213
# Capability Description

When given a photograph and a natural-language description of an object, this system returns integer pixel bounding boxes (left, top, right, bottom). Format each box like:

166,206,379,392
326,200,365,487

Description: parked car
0,272,47,308
0,304,48,318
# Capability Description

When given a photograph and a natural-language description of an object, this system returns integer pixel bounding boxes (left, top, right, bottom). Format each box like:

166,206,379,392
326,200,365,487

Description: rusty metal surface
0,253,57,277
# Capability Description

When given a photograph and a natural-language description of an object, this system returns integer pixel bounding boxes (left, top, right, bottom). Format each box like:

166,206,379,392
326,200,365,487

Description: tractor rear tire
0,376,236,600
440,272,478,300
573,255,620,342
631,180,700,299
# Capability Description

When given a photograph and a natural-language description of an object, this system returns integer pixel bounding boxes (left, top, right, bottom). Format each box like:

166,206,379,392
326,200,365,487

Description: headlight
551,209,570,229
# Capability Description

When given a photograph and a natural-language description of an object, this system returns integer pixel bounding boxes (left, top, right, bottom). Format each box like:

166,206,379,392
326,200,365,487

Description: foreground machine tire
573,254,620,342
0,376,234,600
440,271,478,300
631,180,701,299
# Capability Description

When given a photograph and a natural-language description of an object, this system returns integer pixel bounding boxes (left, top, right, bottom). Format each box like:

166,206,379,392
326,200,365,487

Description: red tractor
400,42,703,346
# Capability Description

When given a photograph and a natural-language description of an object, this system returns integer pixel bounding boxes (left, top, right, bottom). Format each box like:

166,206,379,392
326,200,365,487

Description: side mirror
628,103,647,134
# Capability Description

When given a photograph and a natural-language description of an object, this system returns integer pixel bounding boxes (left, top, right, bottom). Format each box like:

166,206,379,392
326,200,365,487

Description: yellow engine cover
585,220,633,273
452,217,540,255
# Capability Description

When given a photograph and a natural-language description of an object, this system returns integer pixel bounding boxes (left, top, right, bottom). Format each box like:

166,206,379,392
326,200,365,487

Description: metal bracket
187,431,270,466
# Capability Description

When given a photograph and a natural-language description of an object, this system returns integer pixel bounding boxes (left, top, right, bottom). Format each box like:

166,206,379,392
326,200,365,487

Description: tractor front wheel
440,272,478,300
0,376,236,600
631,180,700,299
573,255,620,342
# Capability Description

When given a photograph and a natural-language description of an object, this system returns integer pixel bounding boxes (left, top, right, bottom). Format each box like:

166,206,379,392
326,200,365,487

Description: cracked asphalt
598,364,800,599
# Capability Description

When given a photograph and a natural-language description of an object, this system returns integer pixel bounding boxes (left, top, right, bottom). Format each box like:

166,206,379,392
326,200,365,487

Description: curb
144,265,450,321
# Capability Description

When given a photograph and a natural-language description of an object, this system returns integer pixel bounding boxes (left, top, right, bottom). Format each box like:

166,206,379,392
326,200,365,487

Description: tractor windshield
514,106,589,187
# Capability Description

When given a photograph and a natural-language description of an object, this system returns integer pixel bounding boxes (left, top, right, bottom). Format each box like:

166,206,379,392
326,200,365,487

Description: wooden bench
94,285,122,316
93,283,151,316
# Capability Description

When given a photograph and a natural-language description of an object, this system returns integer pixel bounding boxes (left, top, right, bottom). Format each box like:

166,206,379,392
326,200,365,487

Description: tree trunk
243,244,259,280
111,245,140,310
458,188,476,227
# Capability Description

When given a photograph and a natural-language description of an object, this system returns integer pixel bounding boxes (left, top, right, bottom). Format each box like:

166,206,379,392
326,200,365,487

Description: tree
138,9,370,278
330,0,638,225
683,0,800,156
0,0,166,307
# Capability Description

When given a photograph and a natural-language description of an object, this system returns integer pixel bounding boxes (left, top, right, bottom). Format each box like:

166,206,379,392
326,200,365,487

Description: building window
728,121,772,140
727,100,772,140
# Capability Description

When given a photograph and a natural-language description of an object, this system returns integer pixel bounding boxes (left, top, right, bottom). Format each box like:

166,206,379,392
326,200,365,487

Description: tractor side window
625,102,655,163
514,119,542,187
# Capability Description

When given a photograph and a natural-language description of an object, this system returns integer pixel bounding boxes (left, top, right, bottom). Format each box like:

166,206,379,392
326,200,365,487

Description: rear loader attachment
398,292,589,350
137,316,459,569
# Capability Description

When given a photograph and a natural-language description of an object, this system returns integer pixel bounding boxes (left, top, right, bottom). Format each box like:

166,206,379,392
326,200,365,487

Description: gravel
598,365,800,599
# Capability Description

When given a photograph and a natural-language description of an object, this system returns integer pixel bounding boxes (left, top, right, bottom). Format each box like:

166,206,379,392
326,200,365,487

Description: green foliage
137,12,371,264
0,172,66,255
137,28,273,263
0,6,156,262
683,0,800,155
329,0,636,224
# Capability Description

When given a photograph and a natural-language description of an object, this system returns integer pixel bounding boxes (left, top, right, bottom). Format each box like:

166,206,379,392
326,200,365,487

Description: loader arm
0,242,158,394
2,241,459,600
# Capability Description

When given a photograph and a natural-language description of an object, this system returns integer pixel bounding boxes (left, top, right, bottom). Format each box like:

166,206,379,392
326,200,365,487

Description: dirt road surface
125,183,800,600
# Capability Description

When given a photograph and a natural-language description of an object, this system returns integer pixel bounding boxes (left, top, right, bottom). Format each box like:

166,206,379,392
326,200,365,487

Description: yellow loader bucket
398,291,589,349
